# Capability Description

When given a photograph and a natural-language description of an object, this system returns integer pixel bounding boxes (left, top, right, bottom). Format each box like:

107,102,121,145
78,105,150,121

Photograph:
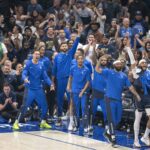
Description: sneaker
73,126,77,132
84,128,88,133
12,121,20,130
55,118,62,127
40,121,52,129
141,136,150,146
111,135,117,147
133,140,141,148
103,131,112,143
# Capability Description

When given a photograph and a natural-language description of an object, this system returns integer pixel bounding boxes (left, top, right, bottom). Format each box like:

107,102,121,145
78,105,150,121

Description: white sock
105,125,109,130
144,128,150,139
41,120,45,124
107,129,110,134
134,110,142,142
70,116,73,123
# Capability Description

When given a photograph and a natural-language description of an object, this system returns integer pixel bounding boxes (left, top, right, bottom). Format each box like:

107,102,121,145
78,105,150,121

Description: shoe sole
133,144,141,149
112,144,119,148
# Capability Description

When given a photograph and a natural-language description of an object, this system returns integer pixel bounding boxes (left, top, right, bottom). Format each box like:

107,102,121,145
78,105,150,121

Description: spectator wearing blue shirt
116,18,134,47
98,34,118,59
131,11,148,37
119,18,133,38
52,36,79,126
67,54,91,131
27,0,43,16
131,11,149,50
55,20,71,40
13,50,54,130
96,59,141,145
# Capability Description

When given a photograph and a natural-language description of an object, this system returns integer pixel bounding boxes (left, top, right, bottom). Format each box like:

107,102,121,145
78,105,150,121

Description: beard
101,64,107,67
114,67,122,71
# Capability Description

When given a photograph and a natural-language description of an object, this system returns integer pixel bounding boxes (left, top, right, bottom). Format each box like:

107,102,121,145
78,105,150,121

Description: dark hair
145,41,150,52
14,25,22,33
38,45,45,51
77,48,84,55
119,37,128,52
88,33,95,37
24,26,32,32
60,42,67,47
3,82,11,88
67,40,74,44
71,29,78,34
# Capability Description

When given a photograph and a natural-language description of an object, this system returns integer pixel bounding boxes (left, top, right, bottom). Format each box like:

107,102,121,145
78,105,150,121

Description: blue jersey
70,65,91,93
28,55,52,75
139,70,150,95
102,69,131,101
52,37,79,79
119,27,133,47
119,27,133,38
39,56,52,74
71,58,93,74
22,60,51,90
92,67,108,93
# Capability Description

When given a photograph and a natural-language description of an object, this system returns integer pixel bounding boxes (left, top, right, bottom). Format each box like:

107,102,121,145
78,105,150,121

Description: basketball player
13,50,54,130
67,54,91,132
133,59,150,148
96,58,141,146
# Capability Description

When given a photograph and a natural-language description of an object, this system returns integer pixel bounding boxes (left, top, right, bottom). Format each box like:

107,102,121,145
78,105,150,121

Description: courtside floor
0,121,149,150
1,130,130,150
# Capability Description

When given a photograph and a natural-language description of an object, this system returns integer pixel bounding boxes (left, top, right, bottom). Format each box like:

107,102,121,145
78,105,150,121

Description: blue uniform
52,37,79,117
39,56,52,73
92,67,107,122
102,69,131,126
29,55,52,75
71,59,93,74
22,60,52,119
70,65,91,118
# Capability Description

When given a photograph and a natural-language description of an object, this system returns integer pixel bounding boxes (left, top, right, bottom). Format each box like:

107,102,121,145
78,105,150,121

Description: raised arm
95,57,103,73
124,39,136,65
68,27,82,57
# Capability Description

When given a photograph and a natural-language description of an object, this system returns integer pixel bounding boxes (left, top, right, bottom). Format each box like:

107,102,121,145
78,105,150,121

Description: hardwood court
0,130,131,150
